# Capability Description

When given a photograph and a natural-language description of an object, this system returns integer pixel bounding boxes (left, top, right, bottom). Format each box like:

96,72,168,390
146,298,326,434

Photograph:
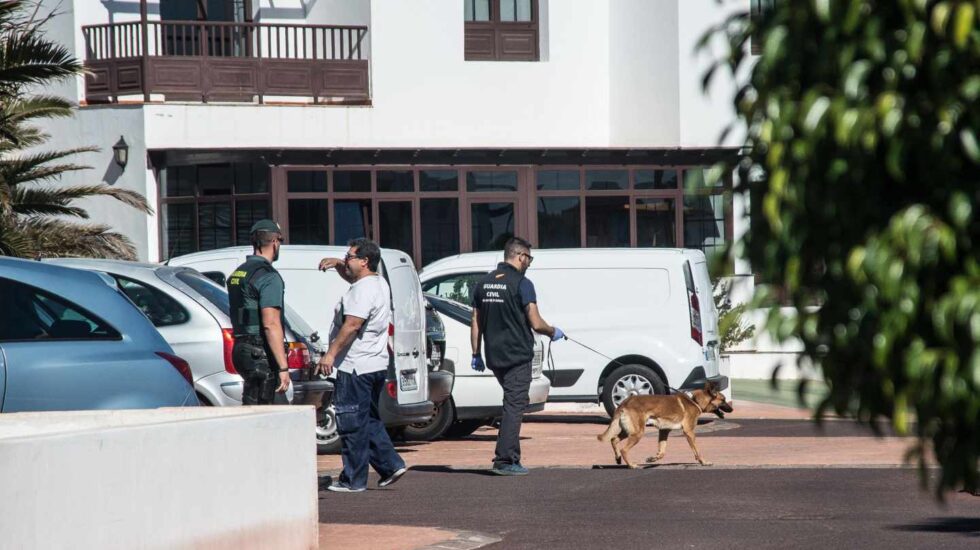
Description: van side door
384,263,428,405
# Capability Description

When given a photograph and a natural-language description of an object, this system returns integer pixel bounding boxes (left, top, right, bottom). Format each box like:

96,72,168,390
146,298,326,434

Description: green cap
249,219,281,235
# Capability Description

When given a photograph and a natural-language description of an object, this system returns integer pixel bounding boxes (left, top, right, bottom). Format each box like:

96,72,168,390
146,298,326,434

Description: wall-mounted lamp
112,136,129,171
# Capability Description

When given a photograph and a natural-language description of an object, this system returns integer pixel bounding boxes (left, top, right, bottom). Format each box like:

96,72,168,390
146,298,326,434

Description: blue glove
552,327,566,342
471,355,486,372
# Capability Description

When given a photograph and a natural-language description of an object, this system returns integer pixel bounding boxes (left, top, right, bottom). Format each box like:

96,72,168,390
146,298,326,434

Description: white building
38,1,806,378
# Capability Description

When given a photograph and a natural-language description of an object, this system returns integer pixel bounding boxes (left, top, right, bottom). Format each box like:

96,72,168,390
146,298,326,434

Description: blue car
0,257,198,411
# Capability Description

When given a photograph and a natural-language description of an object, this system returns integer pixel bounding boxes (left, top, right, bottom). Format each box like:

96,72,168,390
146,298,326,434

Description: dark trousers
334,370,405,489
490,362,532,466
232,341,282,405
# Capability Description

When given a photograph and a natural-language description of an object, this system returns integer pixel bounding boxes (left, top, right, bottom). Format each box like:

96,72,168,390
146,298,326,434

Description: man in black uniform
227,219,291,404
470,237,564,476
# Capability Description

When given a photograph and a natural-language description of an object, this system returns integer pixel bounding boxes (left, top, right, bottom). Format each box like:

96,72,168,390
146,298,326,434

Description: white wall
0,407,318,550
608,0,680,146
677,0,748,148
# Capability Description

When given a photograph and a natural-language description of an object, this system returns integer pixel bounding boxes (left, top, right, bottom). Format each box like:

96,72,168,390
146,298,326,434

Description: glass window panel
197,164,233,196
234,162,269,194
536,170,580,191
635,169,678,190
471,202,515,252
164,166,195,197
333,171,371,193
163,202,195,259
585,196,629,247
198,202,233,251
421,273,484,304
379,201,414,257
288,199,329,244
500,0,515,21
537,197,580,248
115,277,189,327
684,194,726,258
586,169,628,191
683,167,722,190
421,198,459,267
334,199,373,245
636,198,676,247
377,170,414,192
287,171,327,193
420,170,459,192
466,171,518,192
0,279,119,341
235,200,270,246
465,0,490,21
517,0,532,21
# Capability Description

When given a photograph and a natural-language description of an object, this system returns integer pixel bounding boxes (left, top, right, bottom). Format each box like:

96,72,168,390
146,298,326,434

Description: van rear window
176,270,230,314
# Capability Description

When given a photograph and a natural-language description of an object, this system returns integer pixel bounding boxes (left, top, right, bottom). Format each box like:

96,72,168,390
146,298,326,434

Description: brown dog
597,381,733,468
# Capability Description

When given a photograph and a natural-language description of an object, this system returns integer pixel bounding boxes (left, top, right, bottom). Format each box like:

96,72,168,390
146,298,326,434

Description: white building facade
39,0,746,265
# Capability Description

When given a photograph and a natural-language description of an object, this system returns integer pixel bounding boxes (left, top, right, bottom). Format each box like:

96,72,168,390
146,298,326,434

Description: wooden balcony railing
82,20,370,104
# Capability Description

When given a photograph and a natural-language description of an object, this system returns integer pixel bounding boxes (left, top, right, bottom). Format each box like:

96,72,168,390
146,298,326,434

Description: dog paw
700,461,713,467
627,464,639,469
644,455,662,463
614,456,622,465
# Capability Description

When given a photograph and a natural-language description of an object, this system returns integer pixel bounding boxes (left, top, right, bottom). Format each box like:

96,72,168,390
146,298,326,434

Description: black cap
249,219,281,235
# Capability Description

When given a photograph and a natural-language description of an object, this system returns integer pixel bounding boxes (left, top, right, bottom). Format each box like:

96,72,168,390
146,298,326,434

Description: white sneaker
327,482,366,493
378,467,408,488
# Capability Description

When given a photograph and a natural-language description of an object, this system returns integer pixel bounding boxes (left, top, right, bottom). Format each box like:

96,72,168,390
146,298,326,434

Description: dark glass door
378,201,414,258
470,200,516,252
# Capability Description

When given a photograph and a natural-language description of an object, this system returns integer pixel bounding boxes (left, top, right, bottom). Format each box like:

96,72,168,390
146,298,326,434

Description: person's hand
317,353,335,376
471,354,486,372
552,327,566,342
276,370,291,393
318,257,342,272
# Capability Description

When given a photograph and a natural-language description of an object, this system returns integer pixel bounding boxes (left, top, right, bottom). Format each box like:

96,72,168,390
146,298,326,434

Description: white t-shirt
328,275,392,375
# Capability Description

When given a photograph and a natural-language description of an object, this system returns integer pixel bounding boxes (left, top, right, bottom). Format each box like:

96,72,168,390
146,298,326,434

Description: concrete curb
418,530,502,550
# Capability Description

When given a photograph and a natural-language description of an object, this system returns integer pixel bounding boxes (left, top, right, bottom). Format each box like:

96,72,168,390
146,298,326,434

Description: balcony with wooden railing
82,19,369,104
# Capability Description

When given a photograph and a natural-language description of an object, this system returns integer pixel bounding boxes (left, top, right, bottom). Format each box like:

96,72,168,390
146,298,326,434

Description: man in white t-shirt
316,238,406,493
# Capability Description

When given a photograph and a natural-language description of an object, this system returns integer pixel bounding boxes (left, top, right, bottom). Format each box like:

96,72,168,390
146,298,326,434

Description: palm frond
2,94,75,123
11,186,88,217
14,184,153,215
16,217,139,260
0,31,83,89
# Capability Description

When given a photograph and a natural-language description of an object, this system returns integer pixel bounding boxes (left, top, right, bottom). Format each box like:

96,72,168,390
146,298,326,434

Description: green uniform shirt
228,255,285,336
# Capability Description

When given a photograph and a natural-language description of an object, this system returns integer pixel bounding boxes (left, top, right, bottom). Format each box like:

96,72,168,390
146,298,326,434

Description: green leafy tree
0,0,150,259
714,280,756,352
703,0,979,495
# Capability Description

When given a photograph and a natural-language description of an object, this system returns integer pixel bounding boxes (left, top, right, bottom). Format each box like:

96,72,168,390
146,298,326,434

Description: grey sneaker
327,482,366,493
378,467,407,488
491,463,529,476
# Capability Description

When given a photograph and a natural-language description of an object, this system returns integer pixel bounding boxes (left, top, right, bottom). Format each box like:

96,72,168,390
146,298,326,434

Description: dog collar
681,391,704,413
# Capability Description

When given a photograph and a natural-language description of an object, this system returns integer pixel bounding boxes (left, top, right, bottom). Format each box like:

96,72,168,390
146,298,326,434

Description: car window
420,273,486,304
176,270,230,315
424,293,472,325
200,270,226,286
0,277,120,341
114,276,189,327
284,304,314,338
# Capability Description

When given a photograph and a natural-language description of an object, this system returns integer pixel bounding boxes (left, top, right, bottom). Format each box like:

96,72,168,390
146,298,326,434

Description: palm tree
0,0,151,259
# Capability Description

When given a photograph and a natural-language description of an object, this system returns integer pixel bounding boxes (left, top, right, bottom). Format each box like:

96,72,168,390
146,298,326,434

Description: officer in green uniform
227,219,291,404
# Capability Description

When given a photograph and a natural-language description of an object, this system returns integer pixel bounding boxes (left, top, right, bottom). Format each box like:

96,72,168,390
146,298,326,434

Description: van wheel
401,398,456,441
316,405,342,455
443,418,487,439
601,364,667,417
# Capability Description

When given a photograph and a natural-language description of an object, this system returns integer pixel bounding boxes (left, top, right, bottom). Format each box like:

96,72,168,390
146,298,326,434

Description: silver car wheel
316,406,339,445
611,374,654,408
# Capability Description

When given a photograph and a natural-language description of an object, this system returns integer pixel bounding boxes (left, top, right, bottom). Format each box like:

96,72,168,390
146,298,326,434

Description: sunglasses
519,252,534,263
344,253,366,262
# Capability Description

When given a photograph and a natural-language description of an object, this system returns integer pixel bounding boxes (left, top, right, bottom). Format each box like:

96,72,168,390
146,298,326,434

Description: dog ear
704,381,717,395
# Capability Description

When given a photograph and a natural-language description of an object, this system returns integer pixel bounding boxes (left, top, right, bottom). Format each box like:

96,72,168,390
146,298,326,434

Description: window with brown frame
464,0,540,61
159,162,270,260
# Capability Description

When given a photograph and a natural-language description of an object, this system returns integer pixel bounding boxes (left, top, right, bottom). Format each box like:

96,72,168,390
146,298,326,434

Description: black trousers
489,361,532,466
232,340,279,405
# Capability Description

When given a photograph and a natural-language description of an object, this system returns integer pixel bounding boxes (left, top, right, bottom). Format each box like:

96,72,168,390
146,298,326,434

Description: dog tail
597,411,624,442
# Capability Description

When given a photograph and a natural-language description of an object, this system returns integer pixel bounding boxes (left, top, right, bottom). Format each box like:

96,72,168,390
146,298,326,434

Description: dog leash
558,334,702,408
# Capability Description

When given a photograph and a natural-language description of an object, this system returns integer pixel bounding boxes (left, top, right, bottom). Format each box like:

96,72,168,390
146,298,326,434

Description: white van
419,248,726,416
168,245,453,437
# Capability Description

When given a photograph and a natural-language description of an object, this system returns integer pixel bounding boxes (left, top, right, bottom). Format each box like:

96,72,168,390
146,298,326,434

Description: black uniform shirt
473,262,537,369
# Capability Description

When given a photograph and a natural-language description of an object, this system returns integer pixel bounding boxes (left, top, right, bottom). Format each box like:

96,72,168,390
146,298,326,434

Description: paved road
319,468,980,549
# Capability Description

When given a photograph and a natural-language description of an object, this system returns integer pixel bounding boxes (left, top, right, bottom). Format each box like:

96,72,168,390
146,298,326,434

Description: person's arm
318,257,354,284
525,302,556,338
260,307,291,392
317,315,365,376
470,308,481,355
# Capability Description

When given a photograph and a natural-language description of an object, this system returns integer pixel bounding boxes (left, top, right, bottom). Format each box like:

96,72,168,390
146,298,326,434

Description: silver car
46,259,335,449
